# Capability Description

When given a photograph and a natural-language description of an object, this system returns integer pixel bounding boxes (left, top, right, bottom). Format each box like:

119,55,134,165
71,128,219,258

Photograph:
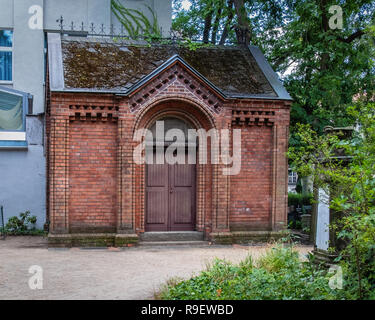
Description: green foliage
178,38,212,50
257,246,300,272
160,103,375,301
5,211,42,235
281,1,375,140
173,0,289,45
289,102,375,299
288,192,313,207
111,0,161,39
173,1,375,144
160,246,341,300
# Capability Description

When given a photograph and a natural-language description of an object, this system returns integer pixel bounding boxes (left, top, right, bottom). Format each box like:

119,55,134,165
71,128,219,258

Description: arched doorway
145,117,197,232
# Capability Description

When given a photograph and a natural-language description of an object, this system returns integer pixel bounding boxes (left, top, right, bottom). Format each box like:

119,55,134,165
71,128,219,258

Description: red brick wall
68,120,118,233
230,125,273,230
47,61,290,236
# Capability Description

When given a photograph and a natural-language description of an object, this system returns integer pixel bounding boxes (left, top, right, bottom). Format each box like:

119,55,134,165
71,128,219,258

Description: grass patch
159,246,346,300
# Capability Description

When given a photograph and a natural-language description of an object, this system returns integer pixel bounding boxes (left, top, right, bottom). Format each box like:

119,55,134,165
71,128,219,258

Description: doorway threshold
140,231,204,242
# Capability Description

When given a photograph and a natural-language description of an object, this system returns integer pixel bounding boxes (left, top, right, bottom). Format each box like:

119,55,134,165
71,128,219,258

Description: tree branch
337,30,365,43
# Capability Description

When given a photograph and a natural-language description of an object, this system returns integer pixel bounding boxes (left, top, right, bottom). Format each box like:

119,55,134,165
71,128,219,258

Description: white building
0,0,171,228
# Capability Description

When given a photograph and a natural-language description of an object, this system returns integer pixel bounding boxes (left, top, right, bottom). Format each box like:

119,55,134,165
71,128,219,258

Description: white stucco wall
0,0,14,27
0,116,46,229
111,0,172,36
13,0,45,114
44,0,112,30
0,0,172,229
1,0,172,113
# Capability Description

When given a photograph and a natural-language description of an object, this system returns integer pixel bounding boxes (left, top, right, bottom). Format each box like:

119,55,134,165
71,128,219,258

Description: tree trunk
211,7,223,44
233,0,251,45
318,0,330,72
203,6,213,44
219,0,234,45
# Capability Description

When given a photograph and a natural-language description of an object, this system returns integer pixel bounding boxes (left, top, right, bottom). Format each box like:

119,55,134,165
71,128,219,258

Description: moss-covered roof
61,37,277,97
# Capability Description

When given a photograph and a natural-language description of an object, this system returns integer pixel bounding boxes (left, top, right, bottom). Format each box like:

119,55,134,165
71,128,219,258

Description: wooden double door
145,159,196,232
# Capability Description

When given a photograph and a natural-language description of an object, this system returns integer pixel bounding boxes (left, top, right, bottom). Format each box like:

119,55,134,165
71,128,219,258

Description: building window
288,170,298,184
0,86,32,144
0,30,13,82
0,89,23,131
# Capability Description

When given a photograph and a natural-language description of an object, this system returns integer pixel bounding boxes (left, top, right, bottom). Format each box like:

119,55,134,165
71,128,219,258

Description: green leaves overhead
173,1,375,143
111,0,161,39
264,0,375,138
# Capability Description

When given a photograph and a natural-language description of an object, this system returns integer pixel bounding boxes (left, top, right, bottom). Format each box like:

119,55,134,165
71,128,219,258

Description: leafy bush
288,192,313,207
5,211,42,235
288,103,375,299
159,246,343,300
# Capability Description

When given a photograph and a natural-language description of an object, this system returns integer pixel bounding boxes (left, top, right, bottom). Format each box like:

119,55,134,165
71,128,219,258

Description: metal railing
0,205,5,240
54,16,237,45
55,16,195,42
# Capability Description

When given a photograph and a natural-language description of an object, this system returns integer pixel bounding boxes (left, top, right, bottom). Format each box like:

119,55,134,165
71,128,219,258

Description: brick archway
132,95,218,135
131,99,218,236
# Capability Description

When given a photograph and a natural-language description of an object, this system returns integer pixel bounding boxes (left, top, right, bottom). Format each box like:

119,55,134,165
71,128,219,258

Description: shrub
288,192,313,207
159,246,341,300
288,103,375,299
5,211,41,235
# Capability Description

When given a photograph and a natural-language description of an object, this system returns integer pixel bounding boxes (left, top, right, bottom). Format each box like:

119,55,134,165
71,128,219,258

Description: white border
0,131,26,141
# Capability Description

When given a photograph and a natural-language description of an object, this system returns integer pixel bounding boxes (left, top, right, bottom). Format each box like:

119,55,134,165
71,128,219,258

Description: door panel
146,190,168,224
145,161,196,231
145,163,169,231
147,163,168,186
171,189,193,224
170,163,195,230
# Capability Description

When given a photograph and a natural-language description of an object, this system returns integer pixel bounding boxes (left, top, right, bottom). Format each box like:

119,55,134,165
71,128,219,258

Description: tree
173,0,235,44
289,102,375,299
172,1,375,142
233,0,252,44
267,0,375,145
172,0,288,45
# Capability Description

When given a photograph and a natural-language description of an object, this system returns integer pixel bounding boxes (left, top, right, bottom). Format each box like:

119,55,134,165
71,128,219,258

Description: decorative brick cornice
129,63,223,114
68,105,119,122
231,108,275,126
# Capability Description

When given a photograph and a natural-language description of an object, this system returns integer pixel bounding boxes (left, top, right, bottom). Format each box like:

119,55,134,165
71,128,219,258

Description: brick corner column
117,107,137,234
271,108,290,231
49,115,70,234
212,115,231,233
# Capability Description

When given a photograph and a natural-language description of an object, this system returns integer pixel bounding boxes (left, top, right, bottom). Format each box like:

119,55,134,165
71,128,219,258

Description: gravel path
0,236,313,300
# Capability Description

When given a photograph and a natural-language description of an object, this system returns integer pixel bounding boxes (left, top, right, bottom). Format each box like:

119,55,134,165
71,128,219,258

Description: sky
181,0,192,10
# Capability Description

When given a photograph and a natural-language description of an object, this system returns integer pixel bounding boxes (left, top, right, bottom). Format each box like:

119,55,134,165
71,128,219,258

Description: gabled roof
47,33,292,100
124,54,227,99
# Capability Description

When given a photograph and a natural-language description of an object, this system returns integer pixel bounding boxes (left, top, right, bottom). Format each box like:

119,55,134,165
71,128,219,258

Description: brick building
46,33,292,246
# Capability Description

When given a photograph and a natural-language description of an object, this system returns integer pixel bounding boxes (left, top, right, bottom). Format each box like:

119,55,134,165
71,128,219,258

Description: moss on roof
61,38,276,97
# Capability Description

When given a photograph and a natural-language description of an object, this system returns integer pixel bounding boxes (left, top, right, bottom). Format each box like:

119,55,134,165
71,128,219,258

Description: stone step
140,231,204,242
138,240,209,247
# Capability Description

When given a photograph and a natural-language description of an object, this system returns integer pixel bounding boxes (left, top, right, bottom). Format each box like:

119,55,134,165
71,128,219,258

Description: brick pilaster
49,116,69,234
117,107,137,233
271,108,289,230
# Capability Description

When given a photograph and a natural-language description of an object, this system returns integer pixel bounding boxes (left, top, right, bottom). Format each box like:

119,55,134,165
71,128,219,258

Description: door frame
131,100,220,235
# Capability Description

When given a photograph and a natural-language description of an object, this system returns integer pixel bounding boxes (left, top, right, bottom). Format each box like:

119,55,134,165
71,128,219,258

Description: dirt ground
0,236,313,300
